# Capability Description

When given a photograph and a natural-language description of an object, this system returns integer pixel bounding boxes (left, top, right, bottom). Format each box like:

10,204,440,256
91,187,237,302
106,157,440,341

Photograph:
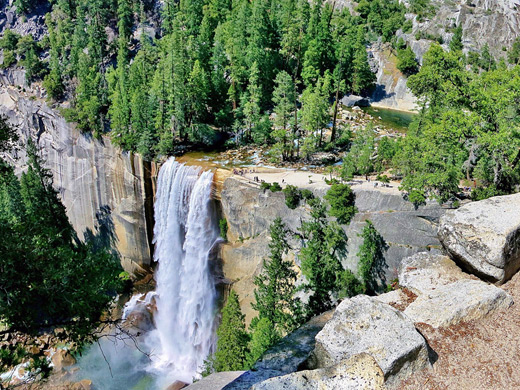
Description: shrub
0,50,16,69
300,189,315,201
270,182,282,192
376,174,390,183
283,185,301,209
397,46,419,76
324,183,357,225
219,218,228,241
260,182,271,191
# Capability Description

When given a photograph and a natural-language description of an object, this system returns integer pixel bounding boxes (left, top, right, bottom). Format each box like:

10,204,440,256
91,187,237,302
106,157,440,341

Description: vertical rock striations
0,85,155,274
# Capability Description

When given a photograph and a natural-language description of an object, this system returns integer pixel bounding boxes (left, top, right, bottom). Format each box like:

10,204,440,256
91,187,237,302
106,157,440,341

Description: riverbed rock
404,279,513,328
312,295,430,384
167,381,189,390
438,193,520,284
341,94,370,108
70,380,92,390
51,350,76,371
251,353,385,390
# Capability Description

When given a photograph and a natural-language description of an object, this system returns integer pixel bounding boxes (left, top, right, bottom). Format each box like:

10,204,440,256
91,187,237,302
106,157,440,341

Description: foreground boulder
438,193,520,284
251,353,384,390
404,279,513,328
399,253,513,328
398,253,471,295
312,296,430,384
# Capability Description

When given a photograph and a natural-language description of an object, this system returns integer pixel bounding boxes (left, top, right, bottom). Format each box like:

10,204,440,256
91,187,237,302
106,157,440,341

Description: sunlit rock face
0,83,155,274
218,177,446,322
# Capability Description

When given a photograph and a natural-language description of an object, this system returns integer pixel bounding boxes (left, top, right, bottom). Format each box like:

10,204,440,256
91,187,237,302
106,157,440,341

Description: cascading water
70,158,220,390
145,158,220,385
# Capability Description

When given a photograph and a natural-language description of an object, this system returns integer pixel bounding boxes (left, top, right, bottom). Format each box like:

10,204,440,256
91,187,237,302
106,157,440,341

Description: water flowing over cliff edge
71,159,220,389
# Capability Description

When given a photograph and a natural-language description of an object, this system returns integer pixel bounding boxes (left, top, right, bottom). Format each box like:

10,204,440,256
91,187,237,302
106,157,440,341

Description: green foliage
214,290,250,371
300,198,348,315
396,43,520,203
508,38,520,65
449,26,463,52
0,128,122,342
219,218,228,241
253,218,304,336
0,29,21,51
246,317,278,366
282,185,302,209
29,0,410,157
396,46,418,76
270,182,282,192
341,125,376,180
337,269,364,299
324,183,357,225
0,346,27,372
260,181,271,191
1,50,16,69
357,220,387,293
300,189,315,201
376,174,390,183
409,0,435,21
14,0,32,14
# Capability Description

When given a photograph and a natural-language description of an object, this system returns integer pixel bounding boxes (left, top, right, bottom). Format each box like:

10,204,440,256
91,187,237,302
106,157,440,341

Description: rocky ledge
439,193,520,284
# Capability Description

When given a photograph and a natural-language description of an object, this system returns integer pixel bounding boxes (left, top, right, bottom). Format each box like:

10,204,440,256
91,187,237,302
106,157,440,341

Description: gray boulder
184,372,245,390
312,295,430,384
438,193,520,284
341,94,370,108
404,279,513,328
398,252,471,295
251,353,385,390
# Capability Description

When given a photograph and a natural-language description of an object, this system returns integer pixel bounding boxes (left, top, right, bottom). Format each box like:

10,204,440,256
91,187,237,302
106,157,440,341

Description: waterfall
147,157,220,384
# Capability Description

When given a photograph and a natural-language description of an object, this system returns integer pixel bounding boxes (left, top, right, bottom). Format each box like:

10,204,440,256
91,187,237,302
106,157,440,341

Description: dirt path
237,168,402,196
393,272,520,390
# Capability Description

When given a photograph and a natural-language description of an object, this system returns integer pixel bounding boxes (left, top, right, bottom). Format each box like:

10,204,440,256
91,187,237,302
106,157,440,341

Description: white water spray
146,158,220,384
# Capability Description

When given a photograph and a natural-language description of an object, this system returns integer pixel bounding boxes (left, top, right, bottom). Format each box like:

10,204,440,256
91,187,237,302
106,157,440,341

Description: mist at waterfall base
71,159,220,390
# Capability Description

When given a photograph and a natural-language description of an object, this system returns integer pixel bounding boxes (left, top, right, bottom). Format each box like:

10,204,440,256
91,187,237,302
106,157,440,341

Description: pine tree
246,317,277,367
357,220,387,293
352,27,375,95
214,290,250,371
300,198,348,315
253,218,303,336
271,71,295,159
241,61,262,142
300,73,331,148
117,0,134,41
449,26,463,53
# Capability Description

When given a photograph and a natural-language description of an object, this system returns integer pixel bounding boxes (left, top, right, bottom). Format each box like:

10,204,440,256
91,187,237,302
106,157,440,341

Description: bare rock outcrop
438,193,520,284
399,253,514,328
312,295,430,385
251,353,385,390
220,178,446,322
398,252,472,295
0,85,155,274
404,279,513,328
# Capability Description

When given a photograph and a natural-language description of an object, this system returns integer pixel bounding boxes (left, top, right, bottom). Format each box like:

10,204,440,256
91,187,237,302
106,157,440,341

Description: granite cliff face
219,177,446,321
0,76,155,274
370,0,520,111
